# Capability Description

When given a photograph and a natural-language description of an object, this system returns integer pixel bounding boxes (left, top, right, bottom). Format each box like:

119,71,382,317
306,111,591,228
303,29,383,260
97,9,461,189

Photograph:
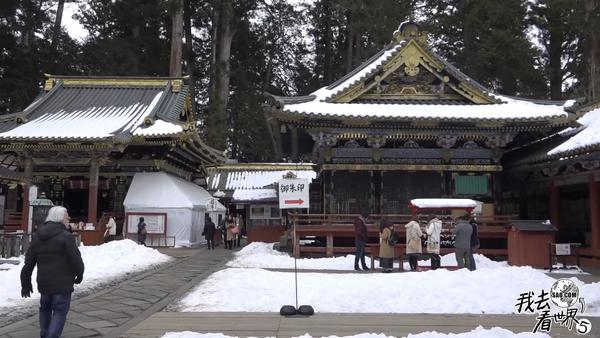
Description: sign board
555,243,571,256
278,178,310,209
126,213,167,234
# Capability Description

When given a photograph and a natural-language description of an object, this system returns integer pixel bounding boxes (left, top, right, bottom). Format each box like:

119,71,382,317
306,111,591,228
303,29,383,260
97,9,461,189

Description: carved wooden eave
321,163,502,172
327,39,498,105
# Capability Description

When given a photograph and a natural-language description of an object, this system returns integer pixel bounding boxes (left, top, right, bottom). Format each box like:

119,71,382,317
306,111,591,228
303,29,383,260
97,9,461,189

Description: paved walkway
125,312,600,338
0,246,235,338
1,246,599,338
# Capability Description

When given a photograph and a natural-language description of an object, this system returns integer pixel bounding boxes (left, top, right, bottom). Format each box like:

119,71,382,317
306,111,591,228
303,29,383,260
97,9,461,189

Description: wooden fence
291,213,512,258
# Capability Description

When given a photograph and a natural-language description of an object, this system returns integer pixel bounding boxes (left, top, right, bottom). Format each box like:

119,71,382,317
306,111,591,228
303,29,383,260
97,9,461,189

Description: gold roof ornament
392,21,427,44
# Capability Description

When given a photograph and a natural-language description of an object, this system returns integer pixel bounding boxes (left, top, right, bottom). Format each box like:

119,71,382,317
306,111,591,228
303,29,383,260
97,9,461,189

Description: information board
278,178,310,209
126,213,167,235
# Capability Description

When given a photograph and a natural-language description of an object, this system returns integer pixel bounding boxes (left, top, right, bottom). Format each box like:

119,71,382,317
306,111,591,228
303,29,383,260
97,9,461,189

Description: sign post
278,178,310,209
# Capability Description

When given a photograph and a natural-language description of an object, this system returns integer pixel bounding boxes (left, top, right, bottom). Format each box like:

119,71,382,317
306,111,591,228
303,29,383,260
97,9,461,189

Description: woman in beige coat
405,216,423,271
225,215,235,250
379,218,395,273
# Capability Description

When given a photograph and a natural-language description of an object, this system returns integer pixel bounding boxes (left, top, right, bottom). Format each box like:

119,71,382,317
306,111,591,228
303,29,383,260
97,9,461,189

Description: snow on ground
0,239,171,315
226,242,509,271
181,242,600,316
161,326,551,338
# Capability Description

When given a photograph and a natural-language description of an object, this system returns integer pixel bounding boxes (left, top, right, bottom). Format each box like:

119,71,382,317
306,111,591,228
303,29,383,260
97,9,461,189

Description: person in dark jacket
202,217,216,249
137,217,147,246
21,206,84,338
353,210,370,271
469,217,480,271
453,214,473,269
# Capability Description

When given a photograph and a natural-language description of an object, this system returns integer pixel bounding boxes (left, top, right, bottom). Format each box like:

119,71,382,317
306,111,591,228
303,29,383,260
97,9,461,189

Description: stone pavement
125,312,600,338
0,246,235,338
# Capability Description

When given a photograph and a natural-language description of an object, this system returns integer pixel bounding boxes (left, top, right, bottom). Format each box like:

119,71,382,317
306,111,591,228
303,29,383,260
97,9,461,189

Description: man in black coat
469,217,480,271
21,206,84,338
203,217,216,249
353,210,370,271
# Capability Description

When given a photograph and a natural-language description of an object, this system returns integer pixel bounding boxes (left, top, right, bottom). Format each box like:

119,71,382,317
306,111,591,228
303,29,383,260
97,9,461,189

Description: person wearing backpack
379,218,395,273
425,215,442,270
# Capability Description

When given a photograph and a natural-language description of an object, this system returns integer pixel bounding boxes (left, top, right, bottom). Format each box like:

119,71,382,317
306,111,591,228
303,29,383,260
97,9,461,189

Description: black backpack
387,230,398,246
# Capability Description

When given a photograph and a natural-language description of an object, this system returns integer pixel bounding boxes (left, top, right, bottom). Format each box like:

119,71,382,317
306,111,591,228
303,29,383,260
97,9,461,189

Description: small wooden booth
508,220,557,268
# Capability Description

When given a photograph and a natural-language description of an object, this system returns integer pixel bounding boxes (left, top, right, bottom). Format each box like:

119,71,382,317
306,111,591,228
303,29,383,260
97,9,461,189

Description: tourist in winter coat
21,206,84,338
405,216,424,271
353,210,369,271
425,215,442,270
104,215,117,243
379,218,395,273
453,214,473,269
203,217,216,250
469,218,480,271
225,215,235,250
137,217,147,246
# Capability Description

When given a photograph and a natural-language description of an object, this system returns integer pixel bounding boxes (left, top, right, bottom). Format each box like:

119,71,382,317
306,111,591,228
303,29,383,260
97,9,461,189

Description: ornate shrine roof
268,22,575,128
0,75,193,141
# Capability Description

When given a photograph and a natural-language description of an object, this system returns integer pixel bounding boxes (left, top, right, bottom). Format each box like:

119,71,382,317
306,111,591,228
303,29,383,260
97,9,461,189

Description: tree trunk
51,0,65,49
345,9,353,73
323,0,333,84
548,32,564,100
169,0,184,77
206,0,235,150
585,0,600,101
183,0,197,114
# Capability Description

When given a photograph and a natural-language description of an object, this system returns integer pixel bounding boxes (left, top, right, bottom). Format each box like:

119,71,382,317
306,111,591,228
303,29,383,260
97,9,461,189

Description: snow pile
177,266,600,315
184,243,600,315
0,239,171,314
161,326,551,338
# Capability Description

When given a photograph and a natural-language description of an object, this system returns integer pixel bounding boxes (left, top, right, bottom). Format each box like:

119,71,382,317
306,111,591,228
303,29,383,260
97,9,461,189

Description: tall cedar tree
76,0,170,76
422,0,546,97
0,0,80,113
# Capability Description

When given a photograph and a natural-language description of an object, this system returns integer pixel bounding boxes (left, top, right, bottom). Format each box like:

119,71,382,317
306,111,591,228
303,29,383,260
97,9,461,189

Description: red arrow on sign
284,199,304,205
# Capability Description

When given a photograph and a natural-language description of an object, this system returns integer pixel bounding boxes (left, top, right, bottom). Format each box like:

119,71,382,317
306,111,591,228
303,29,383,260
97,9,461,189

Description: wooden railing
291,213,512,258
2,211,23,232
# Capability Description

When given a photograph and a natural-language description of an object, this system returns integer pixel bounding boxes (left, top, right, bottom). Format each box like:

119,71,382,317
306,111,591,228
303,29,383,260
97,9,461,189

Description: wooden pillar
549,179,560,228
329,170,335,214
590,174,600,250
20,157,33,232
87,158,99,225
290,125,299,161
326,233,333,257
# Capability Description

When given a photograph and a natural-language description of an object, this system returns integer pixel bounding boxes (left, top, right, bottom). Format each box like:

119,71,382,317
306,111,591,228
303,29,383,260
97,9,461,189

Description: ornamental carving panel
367,136,387,148
309,131,338,147
581,160,600,170
542,167,560,177
485,133,515,148
403,140,421,148
436,135,457,149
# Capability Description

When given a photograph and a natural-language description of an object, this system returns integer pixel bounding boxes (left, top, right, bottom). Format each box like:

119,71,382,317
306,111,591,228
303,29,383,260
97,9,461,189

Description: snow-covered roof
232,189,277,201
207,164,317,191
410,198,478,209
270,23,572,125
124,171,225,211
547,107,600,156
0,76,188,141
282,97,569,122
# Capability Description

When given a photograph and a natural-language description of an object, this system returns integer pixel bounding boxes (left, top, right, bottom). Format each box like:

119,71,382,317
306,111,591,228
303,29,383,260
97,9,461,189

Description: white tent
123,172,226,247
